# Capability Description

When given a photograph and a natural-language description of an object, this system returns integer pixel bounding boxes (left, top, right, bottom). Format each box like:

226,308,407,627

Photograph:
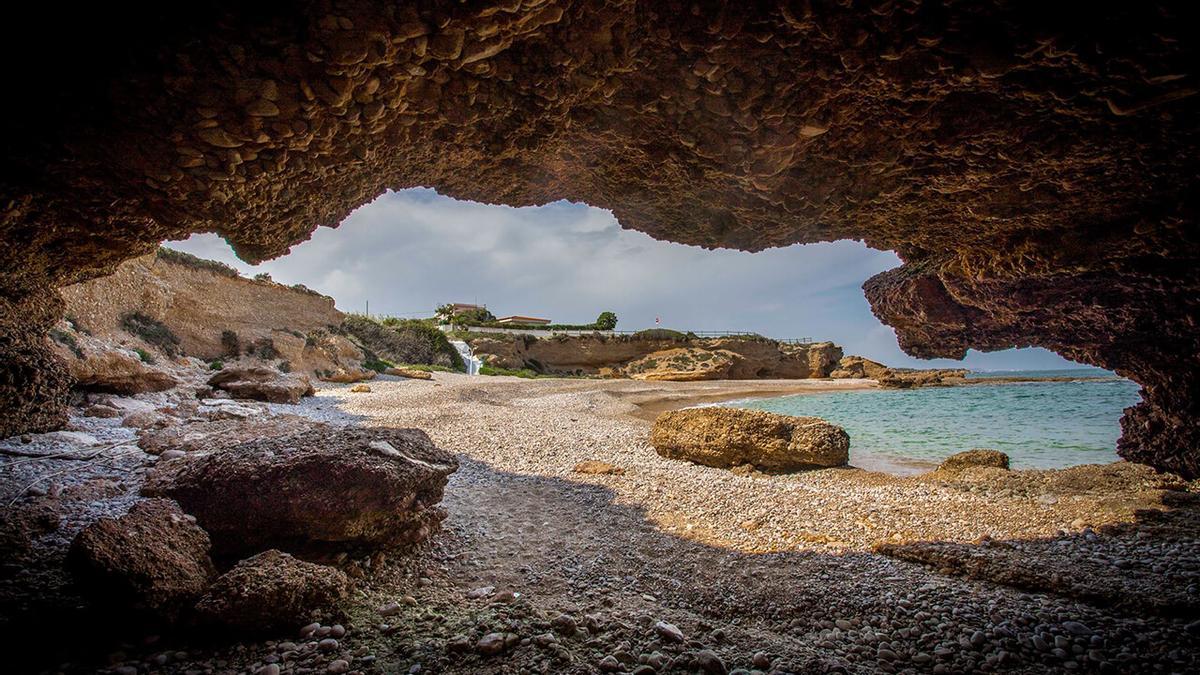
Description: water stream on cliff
726,370,1141,474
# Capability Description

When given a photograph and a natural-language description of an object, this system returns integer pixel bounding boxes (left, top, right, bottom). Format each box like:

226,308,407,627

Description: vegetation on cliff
341,315,464,372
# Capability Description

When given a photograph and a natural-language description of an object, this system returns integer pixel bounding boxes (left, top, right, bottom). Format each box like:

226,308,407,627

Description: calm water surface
727,369,1141,474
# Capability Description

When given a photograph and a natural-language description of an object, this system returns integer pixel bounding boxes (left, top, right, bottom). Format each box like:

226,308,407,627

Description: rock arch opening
1,2,1197,476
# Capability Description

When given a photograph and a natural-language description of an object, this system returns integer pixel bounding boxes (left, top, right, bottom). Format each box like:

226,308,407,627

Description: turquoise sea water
729,369,1142,474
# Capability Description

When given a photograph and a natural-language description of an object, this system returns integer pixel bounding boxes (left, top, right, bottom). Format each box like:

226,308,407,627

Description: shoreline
615,377,878,422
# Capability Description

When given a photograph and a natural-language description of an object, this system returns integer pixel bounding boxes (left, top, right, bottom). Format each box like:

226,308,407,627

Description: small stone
599,655,622,672
349,383,371,393
695,649,727,674
654,620,685,643
326,660,349,674
329,624,346,638
378,601,403,616
970,630,986,648
258,666,280,675
752,652,771,668
835,619,852,631
476,632,515,656
318,638,338,652
1062,621,1092,636
467,585,495,599
552,614,578,635
493,589,519,603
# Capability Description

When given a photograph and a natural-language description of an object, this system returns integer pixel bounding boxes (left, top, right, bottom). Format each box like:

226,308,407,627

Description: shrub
63,315,91,335
120,312,181,357
249,338,279,361
342,315,464,371
253,272,272,282
134,347,155,364
156,247,240,278
362,356,394,373
594,311,618,330
49,328,84,358
633,328,687,341
288,283,325,297
480,365,542,378
220,330,240,357
209,359,224,370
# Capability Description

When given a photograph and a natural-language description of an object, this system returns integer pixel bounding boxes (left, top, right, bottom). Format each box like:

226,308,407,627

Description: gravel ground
4,372,1199,673
327,374,1198,674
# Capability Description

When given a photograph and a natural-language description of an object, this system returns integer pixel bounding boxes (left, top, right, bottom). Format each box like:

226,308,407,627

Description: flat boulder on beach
650,407,849,473
142,426,458,559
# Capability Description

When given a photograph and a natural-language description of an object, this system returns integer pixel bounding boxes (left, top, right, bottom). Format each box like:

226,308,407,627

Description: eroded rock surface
208,366,315,404
66,499,216,621
195,549,350,632
651,407,849,473
142,426,458,559
0,2,1196,473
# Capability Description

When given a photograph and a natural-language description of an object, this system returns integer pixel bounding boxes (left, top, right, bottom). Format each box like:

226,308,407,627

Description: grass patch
480,365,544,378
392,363,458,373
362,356,395,373
120,312,181,357
134,347,155,364
209,359,224,370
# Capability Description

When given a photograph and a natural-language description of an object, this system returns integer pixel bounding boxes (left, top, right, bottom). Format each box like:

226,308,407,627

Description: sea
723,368,1142,475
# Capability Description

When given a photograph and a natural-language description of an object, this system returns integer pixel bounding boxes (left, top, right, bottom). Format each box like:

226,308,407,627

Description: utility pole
365,300,369,317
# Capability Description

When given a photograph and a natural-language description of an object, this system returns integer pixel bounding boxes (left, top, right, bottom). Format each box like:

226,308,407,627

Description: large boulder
195,549,350,632
142,426,458,559
650,408,849,473
937,449,1011,474
829,355,890,380
207,366,314,404
66,499,215,621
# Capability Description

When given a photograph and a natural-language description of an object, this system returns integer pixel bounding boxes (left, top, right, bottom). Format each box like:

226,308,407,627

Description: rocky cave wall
0,1,1196,474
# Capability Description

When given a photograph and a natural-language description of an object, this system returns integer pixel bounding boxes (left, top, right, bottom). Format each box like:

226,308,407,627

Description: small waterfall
451,339,482,375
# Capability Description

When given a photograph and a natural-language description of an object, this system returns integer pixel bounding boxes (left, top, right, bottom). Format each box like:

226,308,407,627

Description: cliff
60,251,343,361
467,333,843,381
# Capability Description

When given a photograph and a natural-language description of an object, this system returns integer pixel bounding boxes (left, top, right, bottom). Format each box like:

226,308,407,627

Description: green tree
594,311,618,330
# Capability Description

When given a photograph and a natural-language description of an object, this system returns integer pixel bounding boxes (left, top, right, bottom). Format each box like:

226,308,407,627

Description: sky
166,187,1083,371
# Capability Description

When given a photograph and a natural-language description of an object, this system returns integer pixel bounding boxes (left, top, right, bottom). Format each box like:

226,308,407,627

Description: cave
1,1,1197,477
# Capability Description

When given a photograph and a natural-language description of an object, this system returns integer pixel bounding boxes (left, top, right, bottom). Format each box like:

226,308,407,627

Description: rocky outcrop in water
937,449,1011,475
0,3,1195,474
142,426,458,560
651,408,849,473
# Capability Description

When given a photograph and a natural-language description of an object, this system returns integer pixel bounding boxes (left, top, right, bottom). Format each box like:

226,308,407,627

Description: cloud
164,188,1079,370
